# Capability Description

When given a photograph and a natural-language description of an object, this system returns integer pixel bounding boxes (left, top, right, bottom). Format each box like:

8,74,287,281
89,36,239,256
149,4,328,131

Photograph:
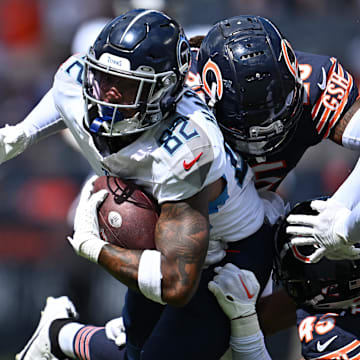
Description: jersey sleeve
52,54,87,127
152,110,226,204
54,54,85,96
310,56,358,139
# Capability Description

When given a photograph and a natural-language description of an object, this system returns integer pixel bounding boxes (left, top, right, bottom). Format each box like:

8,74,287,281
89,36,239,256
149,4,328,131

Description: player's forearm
98,226,207,307
0,89,66,165
98,192,209,307
257,289,297,335
339,201,360,244
331,98,360,145
98,244,203,307
334,98,360,149
156,201,209,306
230,328,272,360
331,157,360,210
98,244,143,291
208,265,273,359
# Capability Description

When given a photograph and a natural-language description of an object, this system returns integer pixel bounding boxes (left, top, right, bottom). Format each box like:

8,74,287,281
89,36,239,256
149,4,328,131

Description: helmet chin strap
160,87,187,114
90,105,125,134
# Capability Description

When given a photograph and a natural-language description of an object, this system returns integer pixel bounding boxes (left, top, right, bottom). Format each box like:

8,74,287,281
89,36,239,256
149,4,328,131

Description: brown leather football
93,176,158,249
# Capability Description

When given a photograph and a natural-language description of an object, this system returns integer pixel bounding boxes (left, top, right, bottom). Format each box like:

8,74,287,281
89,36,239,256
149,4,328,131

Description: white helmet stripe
120,10,159,44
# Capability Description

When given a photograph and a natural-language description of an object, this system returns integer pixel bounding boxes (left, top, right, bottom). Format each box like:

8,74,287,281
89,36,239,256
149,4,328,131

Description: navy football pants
122,223,275,360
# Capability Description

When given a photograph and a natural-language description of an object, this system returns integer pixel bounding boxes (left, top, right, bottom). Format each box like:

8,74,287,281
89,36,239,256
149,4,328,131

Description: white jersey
52,54,264,263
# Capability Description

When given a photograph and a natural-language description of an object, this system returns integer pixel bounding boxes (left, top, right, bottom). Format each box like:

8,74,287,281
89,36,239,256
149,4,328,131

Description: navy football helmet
197,15,304,157
83,9,191,138
274,200,360,310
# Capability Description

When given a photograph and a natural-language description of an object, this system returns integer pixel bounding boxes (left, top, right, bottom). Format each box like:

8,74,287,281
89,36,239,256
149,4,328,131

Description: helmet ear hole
178,37,191,77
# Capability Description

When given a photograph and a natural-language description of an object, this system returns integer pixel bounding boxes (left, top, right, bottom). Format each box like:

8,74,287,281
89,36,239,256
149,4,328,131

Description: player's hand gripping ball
93,176,158,249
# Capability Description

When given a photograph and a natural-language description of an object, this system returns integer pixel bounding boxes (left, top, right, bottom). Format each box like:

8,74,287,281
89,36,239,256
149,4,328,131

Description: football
93,176,159,250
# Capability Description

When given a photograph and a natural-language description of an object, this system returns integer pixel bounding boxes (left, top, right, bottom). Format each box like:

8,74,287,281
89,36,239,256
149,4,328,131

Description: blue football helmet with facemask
83,9,191,141
197,15,304,158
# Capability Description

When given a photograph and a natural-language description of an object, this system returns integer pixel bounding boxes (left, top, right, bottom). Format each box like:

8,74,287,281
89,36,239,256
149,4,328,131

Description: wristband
138,250,166,305
82,238,107,263
67,236,107,263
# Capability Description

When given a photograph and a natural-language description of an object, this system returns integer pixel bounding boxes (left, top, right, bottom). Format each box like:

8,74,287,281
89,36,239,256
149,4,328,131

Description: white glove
105,317,126,347
0,124,30,164
323,246,360,261
208,264,261,337
286,199,360,263
67,175,108,263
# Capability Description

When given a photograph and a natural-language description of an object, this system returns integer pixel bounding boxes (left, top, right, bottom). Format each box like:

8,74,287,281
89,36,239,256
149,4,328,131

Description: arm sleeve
0,88,67,165
229,330,272,360
22,88,66,145
342,104,360,150
331,157,360,209
342,201,360,244
228,314,272,360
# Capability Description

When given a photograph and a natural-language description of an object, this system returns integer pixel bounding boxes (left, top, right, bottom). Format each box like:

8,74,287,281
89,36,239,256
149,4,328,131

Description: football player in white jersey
10,9,275,360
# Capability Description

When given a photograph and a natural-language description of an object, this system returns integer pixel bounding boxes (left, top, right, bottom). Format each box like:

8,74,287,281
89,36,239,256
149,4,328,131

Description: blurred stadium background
0,0,360,359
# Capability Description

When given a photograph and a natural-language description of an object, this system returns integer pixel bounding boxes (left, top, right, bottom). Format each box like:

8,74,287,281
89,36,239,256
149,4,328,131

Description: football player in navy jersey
210,200,360,360
190,14,360,336
276,201,360,360
194,15,359,193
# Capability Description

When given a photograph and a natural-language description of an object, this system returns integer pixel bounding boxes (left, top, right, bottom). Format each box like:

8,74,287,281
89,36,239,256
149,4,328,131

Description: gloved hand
208,263,261,337
105,317,126,347
67,175,108,263
0,124,29,164
286,199,359,263
323,245,360,261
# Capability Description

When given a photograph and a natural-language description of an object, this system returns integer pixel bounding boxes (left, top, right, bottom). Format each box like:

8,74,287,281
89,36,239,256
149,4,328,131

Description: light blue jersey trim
208,176,228,214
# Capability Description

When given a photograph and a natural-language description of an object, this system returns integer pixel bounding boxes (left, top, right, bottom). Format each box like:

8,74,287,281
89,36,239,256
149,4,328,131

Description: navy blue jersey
188,49,359,191
297,306,360,359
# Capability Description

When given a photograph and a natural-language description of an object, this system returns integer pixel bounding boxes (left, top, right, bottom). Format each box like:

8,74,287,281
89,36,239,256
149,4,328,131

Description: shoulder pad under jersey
56,54,86,87
153,109,225,201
